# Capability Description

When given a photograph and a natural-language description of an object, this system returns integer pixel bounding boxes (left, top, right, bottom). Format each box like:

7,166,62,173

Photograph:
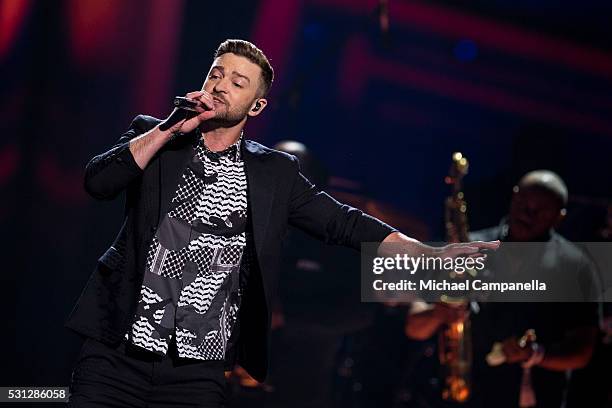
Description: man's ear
248,98,268,117
554,208,567,227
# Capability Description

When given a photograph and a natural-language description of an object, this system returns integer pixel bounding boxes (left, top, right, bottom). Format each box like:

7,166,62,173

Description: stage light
454,39,478,62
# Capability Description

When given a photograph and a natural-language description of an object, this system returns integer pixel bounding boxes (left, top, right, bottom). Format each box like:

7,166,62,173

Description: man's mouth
212,96,226,105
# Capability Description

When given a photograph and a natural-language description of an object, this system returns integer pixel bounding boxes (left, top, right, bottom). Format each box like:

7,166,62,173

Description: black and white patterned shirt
125,134,250,361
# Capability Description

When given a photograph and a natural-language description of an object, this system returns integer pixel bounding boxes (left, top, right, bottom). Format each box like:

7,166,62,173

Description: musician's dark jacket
65,115,396,382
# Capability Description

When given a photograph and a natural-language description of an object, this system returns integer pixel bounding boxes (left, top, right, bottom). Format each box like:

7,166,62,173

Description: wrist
152,126,179,143
167,129,183,142
379,232,425,256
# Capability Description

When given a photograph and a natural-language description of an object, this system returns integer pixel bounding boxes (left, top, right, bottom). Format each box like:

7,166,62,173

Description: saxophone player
404,170,598,408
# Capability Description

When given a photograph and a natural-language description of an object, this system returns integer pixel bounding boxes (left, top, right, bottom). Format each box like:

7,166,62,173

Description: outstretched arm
287,156,499,256
379,231,499,259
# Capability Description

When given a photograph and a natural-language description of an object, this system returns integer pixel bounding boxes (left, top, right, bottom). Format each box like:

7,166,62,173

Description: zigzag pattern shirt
125,135,250,361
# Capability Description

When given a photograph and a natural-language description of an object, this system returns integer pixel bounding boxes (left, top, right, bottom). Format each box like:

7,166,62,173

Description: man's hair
214,39,274,97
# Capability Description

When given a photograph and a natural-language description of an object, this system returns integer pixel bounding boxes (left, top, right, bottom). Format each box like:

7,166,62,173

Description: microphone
159,96,207,131
173,96,199,111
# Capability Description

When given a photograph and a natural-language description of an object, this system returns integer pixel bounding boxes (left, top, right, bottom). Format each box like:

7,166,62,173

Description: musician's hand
438,240,501,260
501,336,533,364
160,90,218,134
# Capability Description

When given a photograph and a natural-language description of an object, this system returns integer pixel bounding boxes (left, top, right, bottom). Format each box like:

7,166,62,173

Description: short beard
204,102,251,129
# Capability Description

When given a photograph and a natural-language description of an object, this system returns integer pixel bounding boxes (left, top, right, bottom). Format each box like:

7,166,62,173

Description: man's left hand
379,232,500,259
437,240,501,259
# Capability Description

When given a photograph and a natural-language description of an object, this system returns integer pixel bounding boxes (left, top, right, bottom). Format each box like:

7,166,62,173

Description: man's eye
210,74,220,79
233,82,243,88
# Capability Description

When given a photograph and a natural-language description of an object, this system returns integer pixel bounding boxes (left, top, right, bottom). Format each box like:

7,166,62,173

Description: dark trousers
67,337,227,407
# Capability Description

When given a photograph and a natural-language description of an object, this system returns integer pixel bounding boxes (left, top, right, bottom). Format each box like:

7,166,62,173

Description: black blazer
65,115,396,381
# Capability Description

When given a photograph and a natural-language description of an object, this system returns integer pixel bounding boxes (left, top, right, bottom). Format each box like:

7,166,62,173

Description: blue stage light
454,39,478,62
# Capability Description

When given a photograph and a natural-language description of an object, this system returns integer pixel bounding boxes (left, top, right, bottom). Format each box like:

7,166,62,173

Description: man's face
202,53,264,125
508,186,562,241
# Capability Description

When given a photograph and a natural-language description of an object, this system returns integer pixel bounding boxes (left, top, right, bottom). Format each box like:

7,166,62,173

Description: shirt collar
197,131,243,162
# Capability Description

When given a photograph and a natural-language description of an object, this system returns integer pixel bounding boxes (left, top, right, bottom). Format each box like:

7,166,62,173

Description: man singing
65,39,497,407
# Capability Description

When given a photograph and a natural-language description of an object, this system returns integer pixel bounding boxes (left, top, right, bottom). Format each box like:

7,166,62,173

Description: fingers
185,90,206,98
467,252,486,260
185,91,215,112
456,240,500,250
446,245,479,256
471,240,501,250
197,110,216,121
463,246,480,253
174,91,217,132
197,92,215,111
445,240,500,258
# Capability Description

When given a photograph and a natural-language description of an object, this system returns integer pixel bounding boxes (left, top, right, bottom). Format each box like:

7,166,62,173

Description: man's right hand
160,90,218,134
128,91,218,170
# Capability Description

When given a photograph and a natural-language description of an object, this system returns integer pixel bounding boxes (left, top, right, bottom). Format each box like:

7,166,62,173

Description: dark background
2,0,611,403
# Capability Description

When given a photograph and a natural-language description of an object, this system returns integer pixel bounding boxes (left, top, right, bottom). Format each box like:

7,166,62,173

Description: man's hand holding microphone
159,91,218,133
128,91,216,169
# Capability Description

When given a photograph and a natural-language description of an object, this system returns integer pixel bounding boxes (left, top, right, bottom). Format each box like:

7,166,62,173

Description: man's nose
213,78,229,93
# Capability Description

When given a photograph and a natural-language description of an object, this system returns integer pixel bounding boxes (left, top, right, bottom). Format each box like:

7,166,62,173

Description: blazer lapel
242,140,276,261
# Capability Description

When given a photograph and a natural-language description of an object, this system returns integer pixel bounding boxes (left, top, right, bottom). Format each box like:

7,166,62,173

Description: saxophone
439,152,472,403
